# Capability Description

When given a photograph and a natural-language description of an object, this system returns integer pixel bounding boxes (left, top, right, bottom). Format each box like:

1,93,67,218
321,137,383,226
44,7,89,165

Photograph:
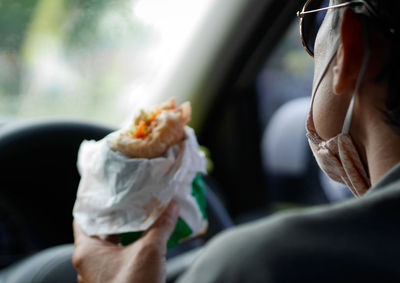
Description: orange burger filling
125,107,162,139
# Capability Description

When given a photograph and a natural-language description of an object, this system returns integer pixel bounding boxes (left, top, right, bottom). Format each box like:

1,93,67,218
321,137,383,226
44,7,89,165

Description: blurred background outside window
0,0,215,126
256,20,313,130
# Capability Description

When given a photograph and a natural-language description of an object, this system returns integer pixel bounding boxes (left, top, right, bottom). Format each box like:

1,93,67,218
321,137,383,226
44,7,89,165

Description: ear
332,8,364,95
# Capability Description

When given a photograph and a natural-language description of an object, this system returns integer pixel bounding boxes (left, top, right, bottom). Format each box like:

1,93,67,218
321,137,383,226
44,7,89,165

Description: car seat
0,119,112,268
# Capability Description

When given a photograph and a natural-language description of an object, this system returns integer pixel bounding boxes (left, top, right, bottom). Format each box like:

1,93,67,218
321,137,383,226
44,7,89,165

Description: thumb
145,201,180,245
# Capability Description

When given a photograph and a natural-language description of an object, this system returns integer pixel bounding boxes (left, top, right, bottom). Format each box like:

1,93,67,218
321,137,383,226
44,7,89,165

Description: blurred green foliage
0,0,38,106
0,0,39,51
0,0,150,124
65,0,120,48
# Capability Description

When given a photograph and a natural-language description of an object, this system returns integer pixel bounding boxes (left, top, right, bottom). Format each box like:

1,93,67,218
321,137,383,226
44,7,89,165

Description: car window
256,20,314,130
0,0,216,126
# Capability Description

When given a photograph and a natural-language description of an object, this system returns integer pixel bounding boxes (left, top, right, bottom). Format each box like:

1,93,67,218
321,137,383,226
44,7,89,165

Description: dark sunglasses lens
302,0,329,55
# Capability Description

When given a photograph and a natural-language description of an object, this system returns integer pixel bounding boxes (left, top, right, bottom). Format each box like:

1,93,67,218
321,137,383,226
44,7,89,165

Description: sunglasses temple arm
297,1,364,18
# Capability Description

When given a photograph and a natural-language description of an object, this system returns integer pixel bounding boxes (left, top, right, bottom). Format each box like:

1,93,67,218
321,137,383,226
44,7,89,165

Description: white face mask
306,29,371,197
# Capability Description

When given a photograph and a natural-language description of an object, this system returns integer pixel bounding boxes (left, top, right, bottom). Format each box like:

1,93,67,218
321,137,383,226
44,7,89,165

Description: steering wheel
0,118,233,271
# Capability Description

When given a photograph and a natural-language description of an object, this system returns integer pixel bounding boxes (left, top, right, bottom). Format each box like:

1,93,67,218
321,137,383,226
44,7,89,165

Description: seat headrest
261,97,310,176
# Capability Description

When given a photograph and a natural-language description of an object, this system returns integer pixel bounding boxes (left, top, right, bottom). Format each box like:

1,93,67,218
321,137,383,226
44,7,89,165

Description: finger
73,220,85,243
146,201,180,244
73,221,102,245
73,220,97,245
74,220,121,251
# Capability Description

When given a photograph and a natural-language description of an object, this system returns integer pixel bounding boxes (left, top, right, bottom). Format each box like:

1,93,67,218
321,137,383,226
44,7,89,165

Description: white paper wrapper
73,126,207,236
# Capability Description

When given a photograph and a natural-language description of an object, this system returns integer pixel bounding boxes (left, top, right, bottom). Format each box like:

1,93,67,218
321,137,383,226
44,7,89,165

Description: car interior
0,0,353,281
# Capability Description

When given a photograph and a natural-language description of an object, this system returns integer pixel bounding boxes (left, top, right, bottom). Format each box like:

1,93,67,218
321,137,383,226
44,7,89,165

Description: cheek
311,11,346,139
313,72,336,138
312,62,350,140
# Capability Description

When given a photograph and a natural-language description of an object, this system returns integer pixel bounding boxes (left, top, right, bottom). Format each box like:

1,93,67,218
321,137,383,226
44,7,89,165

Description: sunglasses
297,0,376,57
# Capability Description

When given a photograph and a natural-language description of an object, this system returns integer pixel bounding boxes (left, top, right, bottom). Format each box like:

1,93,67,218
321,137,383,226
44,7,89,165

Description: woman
73,0,400,281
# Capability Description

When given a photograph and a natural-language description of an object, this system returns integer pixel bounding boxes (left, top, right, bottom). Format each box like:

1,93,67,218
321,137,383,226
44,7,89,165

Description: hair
333,0,400,133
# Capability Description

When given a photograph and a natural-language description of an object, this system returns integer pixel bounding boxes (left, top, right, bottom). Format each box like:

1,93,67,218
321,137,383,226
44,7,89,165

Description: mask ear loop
342,18,371,134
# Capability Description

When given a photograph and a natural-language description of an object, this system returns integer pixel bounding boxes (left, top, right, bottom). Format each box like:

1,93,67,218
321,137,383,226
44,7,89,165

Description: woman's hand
72,202,179,283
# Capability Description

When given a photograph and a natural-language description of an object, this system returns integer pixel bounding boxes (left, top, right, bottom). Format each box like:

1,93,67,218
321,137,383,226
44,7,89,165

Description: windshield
0,0,214,126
